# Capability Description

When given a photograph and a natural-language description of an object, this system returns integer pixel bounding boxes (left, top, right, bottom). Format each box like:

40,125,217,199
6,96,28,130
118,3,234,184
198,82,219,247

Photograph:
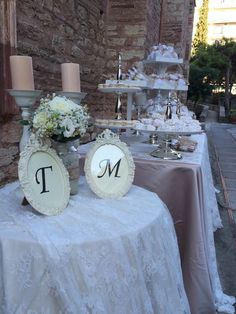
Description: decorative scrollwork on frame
96,129,119,142
84,129,135,199
18,135,70,216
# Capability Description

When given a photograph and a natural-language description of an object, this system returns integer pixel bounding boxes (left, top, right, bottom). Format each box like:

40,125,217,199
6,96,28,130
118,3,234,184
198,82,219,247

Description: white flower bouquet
32,95,89,142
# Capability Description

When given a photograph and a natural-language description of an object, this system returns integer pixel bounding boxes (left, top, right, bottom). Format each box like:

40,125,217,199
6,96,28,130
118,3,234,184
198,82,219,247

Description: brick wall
160,0,195,74
145,0,161,56
160,0,186,54
0,0,195,186
185,0,195,78
0,0,107,186
106,0,146,72
104,0,162,117
16,0,107,115
104,0,146,117
0,115,21,185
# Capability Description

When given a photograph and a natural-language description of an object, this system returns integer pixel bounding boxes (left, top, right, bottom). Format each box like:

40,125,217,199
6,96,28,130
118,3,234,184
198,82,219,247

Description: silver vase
52,138,80,195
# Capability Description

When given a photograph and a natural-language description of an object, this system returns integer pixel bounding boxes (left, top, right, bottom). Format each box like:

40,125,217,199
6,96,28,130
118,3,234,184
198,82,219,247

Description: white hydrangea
32,95,89,141
33,111,48,128
49,96,78,113
61,118,75,137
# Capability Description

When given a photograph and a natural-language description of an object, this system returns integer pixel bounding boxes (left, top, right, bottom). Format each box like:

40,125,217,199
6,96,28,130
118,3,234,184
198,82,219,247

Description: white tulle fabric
0,179,190,314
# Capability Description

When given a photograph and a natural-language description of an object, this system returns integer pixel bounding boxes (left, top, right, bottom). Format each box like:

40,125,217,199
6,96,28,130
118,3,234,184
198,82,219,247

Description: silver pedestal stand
150,133,182,160
115,92,122,120
133,100,143,136
7,89,42,206
7,89,42,152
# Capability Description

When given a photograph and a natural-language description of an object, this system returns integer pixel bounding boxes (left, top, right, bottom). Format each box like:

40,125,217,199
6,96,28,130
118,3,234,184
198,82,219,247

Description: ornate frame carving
18,136,70,215
84,129,135,199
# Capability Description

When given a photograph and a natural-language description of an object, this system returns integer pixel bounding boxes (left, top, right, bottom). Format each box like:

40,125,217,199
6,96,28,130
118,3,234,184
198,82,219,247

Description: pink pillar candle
61,63,81,92
10,56,35,90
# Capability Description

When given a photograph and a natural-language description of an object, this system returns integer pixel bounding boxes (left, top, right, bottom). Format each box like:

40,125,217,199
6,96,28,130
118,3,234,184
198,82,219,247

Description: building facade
208,0,236,44
193,0,236,44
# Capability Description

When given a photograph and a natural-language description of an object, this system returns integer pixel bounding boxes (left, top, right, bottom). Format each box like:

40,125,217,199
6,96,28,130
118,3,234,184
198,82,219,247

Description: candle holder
117,53,122,82
133,92,147,136
56,91,87,104
176,99,181,118
150,132,182,160
165,93,172,121
133,105,142,135
115,93,122,120
7,89,42,152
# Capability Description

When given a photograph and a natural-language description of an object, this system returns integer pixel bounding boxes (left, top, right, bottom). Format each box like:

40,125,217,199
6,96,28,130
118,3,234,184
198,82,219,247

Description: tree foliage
188,39,236,115
192,0,209,56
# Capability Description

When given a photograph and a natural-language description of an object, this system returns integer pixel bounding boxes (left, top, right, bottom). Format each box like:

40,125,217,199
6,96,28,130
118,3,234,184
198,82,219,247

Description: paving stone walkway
209,123,236,220
206,120,236,308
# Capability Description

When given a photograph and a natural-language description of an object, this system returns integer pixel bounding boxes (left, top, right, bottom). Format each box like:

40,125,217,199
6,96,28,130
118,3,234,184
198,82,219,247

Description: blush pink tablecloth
79,133,235,314
133,152,214,314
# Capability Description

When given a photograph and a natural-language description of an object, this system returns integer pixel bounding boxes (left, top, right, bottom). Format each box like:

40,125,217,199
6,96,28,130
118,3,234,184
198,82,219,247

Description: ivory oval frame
18,140,70,216
84,129,135,199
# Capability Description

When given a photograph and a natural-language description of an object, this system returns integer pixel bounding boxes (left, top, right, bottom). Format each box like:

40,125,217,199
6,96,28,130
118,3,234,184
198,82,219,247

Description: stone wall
185,0,195,78
106,0,162,73
105,0,162,117
16,0,107,115
0,115,21,185
160,0,186,54
104,0,147,118
159,0,195,75
0,0,107,186
106,0,146,74
0,0,195,186
145,0,161,56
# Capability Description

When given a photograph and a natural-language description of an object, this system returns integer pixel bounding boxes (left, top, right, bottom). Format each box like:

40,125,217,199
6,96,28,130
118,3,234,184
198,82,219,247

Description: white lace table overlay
79,133,236,314
0,179,190,314
125,133,235,313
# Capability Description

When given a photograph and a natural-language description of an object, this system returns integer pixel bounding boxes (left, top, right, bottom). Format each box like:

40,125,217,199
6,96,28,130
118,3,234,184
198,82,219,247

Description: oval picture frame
18,139,70,216
84,129,135,199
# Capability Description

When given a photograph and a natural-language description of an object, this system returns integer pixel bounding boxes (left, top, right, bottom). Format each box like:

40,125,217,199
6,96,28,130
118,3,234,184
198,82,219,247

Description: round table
0,178,190,314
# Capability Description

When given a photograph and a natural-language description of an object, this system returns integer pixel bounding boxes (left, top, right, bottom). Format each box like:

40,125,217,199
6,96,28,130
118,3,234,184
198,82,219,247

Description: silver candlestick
176,99,181,118
56,91,87,104
133,92,147,136
117,53,122,82
7,89,42,152
165,92,172,120
114,53,123,119
115,93,122,120
165,102,172,120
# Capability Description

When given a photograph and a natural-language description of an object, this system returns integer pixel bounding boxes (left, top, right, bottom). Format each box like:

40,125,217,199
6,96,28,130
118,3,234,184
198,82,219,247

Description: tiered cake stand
139,55,190,159
143,57,188,91
143,57,183,75
98,85,141,120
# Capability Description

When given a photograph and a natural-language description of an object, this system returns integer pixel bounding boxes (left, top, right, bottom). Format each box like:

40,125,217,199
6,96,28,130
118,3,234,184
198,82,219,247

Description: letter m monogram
97,159,121,178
